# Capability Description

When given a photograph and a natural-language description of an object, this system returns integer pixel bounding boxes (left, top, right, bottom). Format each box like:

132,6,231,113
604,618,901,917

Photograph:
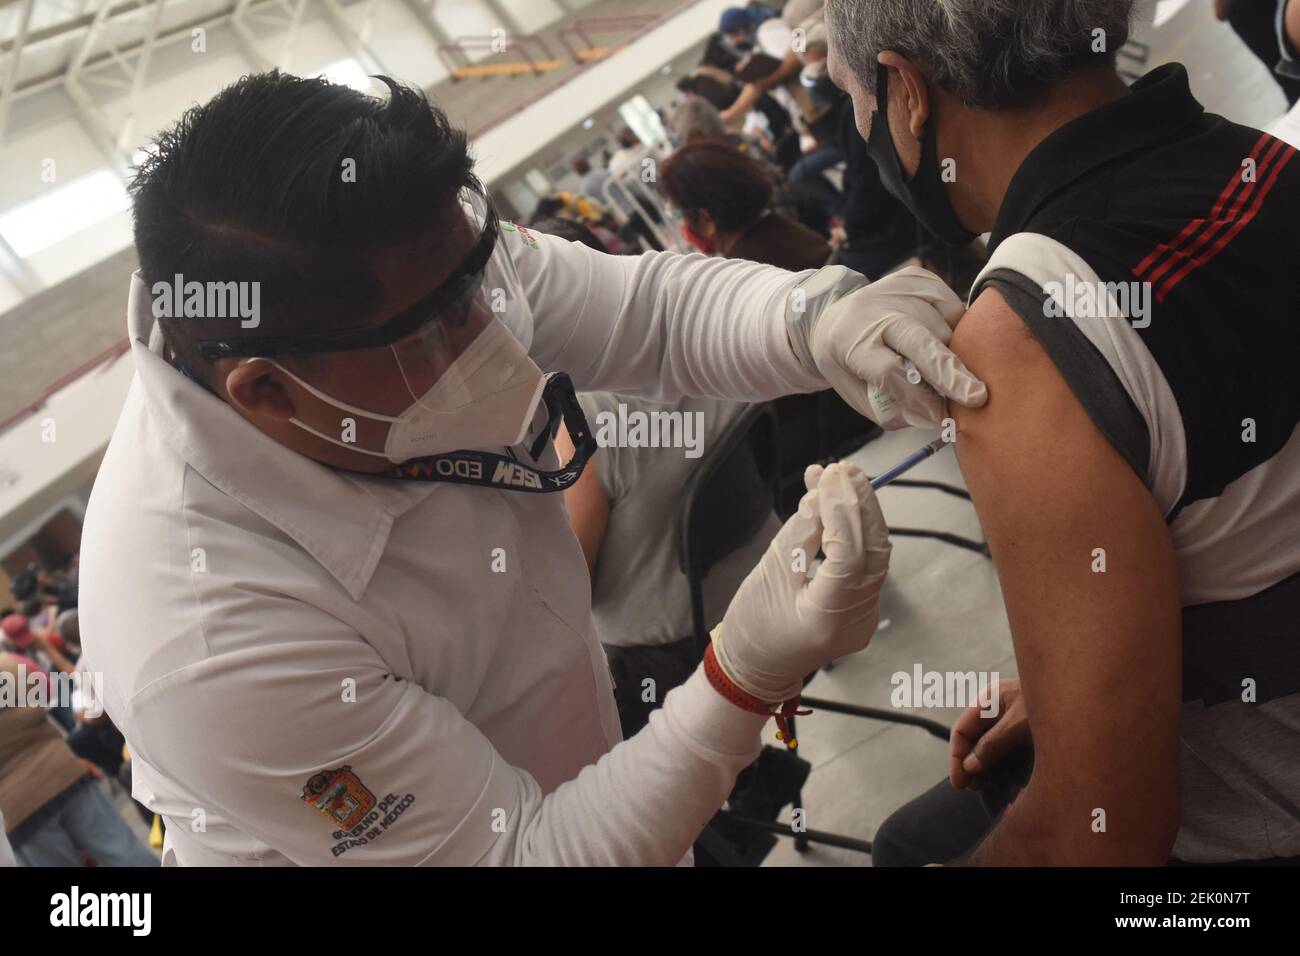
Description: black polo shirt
968,63,1300,862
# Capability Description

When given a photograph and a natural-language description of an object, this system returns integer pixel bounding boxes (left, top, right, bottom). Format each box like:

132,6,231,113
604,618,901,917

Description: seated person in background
571,155,664,252
38,561,79,614
54,609,81,659
529,216,612,253
2,614,76,732
530,195,625,254
660,140,831,269
832,71,919,278
667,97,805,227
768,16,856,233
606,128,645,180
0,650,157,866
572,155,610,203
547,211,821,864
720,1,824,130
681,31,803,169
661,137,874,513
558,397,780,741
670,94,771,157
826,0,1300,863
543,222,782,739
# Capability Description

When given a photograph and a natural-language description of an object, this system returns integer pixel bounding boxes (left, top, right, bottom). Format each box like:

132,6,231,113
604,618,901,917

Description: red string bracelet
703,643,812,750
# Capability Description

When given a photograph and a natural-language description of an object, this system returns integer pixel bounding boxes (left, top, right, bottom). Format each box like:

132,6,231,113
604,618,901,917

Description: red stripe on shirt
1156,142,1296,302
1146,136,1288,287
1133,132,1275,279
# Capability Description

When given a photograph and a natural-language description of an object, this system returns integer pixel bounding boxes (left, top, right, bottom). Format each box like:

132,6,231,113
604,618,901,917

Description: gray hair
825,0,1136,109
669,96,727,141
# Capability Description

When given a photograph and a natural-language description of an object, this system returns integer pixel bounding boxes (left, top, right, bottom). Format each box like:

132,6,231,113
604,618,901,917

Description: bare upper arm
557,423,610,579
948,287,1184,860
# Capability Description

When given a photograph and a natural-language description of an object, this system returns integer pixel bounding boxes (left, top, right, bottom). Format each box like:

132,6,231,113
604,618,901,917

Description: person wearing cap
79,72,985,865
719,5,778,50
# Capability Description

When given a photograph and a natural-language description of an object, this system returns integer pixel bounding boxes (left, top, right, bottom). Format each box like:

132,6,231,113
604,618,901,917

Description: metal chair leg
800,695,951,741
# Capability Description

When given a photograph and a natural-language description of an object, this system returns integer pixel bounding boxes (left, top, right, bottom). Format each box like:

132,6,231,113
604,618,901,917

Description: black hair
9,572,36,601
530,217,609,253
130,71,476,382
531,196,567,219
702,33,741,71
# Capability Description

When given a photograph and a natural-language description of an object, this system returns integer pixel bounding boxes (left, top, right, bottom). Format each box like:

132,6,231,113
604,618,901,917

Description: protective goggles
194,188,512,361
227,191,538,428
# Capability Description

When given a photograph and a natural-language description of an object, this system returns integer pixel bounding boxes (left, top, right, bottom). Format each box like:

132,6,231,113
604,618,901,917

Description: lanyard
174,346,594,493
378,373,598,493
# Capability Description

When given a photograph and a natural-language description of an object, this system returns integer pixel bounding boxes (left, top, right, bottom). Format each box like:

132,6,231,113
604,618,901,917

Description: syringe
870,438,949,490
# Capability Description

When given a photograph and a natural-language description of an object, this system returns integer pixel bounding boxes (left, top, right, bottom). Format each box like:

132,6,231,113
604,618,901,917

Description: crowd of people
1,557,158,866
529,2,929,283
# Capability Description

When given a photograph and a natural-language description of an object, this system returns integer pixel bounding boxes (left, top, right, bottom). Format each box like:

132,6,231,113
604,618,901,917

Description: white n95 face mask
252,316,546,463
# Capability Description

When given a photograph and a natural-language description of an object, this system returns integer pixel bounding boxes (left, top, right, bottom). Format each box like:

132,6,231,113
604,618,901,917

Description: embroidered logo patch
501,220,539,250
300,766,376,830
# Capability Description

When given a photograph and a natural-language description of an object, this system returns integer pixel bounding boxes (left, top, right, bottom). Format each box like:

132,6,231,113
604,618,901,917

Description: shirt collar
989,63,1205,251
126,272,437,600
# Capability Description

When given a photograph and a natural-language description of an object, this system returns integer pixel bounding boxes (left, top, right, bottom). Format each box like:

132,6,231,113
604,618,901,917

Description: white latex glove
807,266,988,429
712,461,890,704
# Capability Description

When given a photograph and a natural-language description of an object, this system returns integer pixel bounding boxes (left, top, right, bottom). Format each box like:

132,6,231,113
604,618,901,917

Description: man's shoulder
1033,117,1300,287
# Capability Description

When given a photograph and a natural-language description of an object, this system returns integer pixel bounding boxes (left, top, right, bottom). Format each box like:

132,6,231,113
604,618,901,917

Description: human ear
224,359,296,422
878,51,931,141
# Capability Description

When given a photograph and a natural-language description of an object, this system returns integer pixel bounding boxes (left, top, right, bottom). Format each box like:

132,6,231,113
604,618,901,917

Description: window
0,170,129,258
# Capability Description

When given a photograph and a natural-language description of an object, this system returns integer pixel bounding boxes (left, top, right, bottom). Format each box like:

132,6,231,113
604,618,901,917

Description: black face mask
864,63,976,247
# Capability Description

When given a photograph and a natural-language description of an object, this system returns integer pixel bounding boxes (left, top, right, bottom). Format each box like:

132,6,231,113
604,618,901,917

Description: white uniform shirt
79,226,827,865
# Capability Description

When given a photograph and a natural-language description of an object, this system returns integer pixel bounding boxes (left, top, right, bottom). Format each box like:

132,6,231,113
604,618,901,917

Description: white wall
344,0,450,88
500,0,566,36
0,110,105,211
0,349,134,551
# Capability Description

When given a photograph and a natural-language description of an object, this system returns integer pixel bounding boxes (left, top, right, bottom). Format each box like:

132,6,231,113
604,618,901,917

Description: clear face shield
195,188,546,462
380,190,538,419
